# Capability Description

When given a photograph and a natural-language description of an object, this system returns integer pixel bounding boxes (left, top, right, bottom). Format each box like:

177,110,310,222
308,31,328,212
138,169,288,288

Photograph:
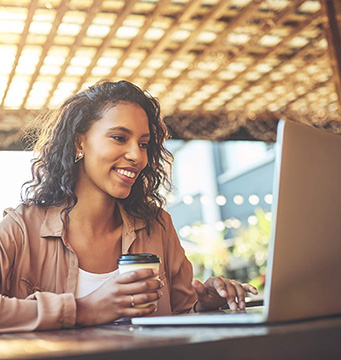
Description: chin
114,194,130,200
111,189,132,200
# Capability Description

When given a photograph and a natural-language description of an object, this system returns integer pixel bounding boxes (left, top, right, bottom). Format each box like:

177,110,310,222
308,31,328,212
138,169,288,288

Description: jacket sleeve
161,211,197,315
0,211,76,333
0,292,76,333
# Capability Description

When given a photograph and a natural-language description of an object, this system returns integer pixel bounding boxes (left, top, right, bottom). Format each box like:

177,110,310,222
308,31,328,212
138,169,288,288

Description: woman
0,80,257,332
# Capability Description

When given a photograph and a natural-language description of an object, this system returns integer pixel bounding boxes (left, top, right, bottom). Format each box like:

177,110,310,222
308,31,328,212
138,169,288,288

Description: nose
124,141,143,163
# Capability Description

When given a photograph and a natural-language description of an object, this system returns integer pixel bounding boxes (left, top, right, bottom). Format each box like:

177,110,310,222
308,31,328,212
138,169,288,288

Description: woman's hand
76,268,163,326
192,276,258,312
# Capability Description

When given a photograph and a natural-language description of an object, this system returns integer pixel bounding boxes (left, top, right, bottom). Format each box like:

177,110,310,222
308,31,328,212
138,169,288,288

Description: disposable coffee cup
117,253,161,308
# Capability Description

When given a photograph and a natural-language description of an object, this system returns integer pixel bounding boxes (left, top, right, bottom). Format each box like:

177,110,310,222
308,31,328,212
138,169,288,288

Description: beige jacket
0,203,196,333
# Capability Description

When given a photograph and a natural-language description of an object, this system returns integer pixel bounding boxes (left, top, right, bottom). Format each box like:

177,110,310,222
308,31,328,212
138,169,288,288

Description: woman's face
76,102,150,200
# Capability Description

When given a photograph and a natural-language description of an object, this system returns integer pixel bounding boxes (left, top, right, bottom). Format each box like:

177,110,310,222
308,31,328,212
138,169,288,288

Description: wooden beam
43,0,105,109
126,0,203,82
143,0,234,89
242,35,325,110
169,0,308,111
20,0,69,110
157,0,265,102
199,10,322,111
107,0,171,80
0,0,39,107
73,0,139,94
320,0,341,109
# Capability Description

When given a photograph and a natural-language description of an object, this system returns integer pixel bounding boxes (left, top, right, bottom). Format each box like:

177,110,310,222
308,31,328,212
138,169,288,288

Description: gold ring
130,295,135,307
157,277,165,288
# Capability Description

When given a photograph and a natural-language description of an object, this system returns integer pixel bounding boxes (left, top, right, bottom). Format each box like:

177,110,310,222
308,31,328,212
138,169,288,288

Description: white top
75,268,118,299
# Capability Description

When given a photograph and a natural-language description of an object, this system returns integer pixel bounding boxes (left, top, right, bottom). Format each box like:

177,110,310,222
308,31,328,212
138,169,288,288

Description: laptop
132,120,341,325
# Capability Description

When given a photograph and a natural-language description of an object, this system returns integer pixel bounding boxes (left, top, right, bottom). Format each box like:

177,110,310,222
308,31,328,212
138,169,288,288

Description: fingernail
239,301,245,310
230,302,237,311
219,289,228,297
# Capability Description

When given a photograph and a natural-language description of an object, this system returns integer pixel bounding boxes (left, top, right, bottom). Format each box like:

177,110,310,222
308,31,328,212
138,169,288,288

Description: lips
115,168,136,179
114,167,138,184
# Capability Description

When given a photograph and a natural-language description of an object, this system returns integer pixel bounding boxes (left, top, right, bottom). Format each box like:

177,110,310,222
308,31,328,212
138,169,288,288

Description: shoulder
1,204,50,239
3,204,47,226
149,208,178,242
149,208,174,232
158,208,173,224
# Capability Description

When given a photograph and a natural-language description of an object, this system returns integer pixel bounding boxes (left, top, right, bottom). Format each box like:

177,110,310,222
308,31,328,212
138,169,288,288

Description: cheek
142,152,150,170
143,153,149,166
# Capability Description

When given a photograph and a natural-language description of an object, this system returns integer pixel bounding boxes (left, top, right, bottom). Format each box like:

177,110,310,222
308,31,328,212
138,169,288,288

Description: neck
70,189,120,235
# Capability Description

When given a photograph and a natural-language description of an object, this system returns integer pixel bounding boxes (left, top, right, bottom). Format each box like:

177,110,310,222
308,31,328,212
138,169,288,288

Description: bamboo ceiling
0,0,340,149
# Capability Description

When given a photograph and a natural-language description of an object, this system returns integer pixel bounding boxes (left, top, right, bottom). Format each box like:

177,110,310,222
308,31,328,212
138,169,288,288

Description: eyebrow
108,126,150,138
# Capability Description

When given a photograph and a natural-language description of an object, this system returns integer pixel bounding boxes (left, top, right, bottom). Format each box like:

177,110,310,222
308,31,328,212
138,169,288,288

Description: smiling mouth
115,168,137,179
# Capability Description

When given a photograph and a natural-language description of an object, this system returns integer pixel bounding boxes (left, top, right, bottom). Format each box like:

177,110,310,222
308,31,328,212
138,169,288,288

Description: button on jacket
0,203,196,333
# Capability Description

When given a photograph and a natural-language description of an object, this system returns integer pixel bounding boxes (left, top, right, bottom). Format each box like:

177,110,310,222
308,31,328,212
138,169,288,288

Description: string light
200,195,210,205
182,195,193,205
264,194,273,204
248,215,258,226
216,195,227,206
233,195,244,205
248,194,260,205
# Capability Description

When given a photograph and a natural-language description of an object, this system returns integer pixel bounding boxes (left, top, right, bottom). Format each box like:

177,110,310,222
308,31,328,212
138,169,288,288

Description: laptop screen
265,120,341,322
132,120,341,326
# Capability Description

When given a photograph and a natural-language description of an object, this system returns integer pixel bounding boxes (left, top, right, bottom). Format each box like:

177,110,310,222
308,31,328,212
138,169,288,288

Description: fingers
118,277,163,297
214,277,258,311
192,279,207,297
113,269,164,310
114,285,163,319
122,303,157,318
117,268,159,284
125,289,163,309
113,268,162,294
242,283,258,295
213,277,242,311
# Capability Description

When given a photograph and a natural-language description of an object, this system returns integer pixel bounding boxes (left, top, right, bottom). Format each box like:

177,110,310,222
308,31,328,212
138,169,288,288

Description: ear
74,133,85,154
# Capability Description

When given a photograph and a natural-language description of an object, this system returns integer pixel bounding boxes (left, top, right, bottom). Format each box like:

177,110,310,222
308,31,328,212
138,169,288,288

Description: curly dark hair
22,80,173,233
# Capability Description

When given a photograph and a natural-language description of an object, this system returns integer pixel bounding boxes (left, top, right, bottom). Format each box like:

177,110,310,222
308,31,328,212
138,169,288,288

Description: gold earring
74,152,83,163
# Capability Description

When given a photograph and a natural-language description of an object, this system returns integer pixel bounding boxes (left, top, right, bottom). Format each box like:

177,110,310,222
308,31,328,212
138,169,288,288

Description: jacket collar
40,203,146,253
117,202,146,253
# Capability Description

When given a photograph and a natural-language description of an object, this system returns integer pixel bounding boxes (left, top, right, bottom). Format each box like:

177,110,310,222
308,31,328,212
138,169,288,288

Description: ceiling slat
200,10,322,111
143,0,234,89
171,0,309,112
20,0,70,109
73,0,139,94
320,0,341,110
43,0,105,109
0,0,39,107
107,0,172,80
243,34,325,110
126,0,203,82
157,0,265,105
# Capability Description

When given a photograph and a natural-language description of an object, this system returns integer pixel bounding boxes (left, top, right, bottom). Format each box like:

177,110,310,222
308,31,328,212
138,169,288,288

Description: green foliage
183,209,271,286
231,208,271,286
184,223,229,281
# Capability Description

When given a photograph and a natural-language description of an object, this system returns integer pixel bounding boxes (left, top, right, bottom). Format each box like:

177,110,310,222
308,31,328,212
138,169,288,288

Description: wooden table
0,316,340,360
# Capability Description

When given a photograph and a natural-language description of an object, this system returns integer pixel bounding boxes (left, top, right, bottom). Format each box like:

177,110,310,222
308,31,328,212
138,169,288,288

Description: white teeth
116,169,136,178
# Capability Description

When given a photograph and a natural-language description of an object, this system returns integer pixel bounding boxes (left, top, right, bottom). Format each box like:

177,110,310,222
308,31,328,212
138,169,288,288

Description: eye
111,135,126,143
139,142,149,149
